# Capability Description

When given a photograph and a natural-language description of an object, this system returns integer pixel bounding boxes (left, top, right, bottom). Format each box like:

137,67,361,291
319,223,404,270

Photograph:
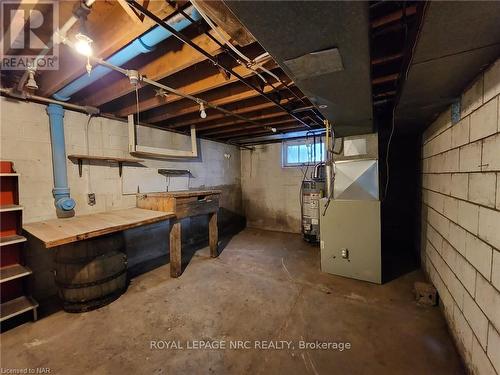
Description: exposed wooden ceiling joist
202,115,296,137
218,122,306,141
168,94,300,130
143,77,292,125
3,1,427,143
81,28,225,107
196,109,289,133
38,1,177,96
108,45,272,116
190,0,256,46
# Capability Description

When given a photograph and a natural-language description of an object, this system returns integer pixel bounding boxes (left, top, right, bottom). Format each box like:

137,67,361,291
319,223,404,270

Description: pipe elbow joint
47,103,66,116
53,187,76,211
52,93,71,102
55,196,76,211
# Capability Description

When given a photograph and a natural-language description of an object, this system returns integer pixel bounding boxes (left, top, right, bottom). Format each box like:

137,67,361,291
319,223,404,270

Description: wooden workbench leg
169,219,182,278
209,212,218,258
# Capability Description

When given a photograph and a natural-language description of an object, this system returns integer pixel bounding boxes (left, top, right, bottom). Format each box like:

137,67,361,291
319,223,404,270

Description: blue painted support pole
46,104,76,216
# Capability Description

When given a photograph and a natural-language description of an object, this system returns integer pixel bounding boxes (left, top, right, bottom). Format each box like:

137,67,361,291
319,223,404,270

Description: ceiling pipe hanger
124,0,312,129
169,2,313,117
61,29,282,133
179,1,319,123
60,36,279,134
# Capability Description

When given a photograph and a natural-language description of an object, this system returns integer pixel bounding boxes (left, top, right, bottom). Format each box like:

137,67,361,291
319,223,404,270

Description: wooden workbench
137,190,221,277
23,208,175,248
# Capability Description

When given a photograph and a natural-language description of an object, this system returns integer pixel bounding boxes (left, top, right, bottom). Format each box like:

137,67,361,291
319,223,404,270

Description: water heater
301,179,324,242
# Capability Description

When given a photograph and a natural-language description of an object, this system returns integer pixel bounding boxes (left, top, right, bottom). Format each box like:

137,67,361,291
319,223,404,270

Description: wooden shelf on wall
0,296,38,322
0,204,23,213
67,154,145,177
0,264,32,283
158,169,192,177
0,234,27,247
0,160,38,324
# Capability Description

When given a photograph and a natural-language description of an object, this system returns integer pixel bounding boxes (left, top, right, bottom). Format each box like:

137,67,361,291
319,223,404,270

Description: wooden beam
169,219,182,277
167,97,291,129
113,57,264,116
210,117,298,138
83,30,225,107
219,123,305,140
197,110,288,133
117,0,149,24
372,73,399,85
371,5,417,28
144,80,282,124
38,1,177,96
373,90,397,99
209,212,218,258
191,0,255,46
371,53,404,65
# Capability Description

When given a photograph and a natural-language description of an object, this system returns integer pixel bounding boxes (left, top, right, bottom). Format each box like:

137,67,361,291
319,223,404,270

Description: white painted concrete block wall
240,133,378,234
421,58,500,375
0,98,241,223
240,143,303,233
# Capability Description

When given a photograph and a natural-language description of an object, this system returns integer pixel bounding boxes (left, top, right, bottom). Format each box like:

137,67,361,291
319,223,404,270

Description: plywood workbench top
23,208,175,248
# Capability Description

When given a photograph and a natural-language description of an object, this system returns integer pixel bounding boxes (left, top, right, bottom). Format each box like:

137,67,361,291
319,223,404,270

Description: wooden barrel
55,234,127,313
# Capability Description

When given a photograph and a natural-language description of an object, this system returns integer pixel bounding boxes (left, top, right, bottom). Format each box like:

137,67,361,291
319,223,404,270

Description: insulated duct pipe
53,7,200,101
46,104,76,217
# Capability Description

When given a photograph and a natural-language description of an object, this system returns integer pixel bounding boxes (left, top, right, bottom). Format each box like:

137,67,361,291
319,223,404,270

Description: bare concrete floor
1,228,464,374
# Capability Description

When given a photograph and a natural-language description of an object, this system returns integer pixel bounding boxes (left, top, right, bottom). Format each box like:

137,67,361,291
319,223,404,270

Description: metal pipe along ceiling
71,52,278,133
53,7,200,101
125,0,311,129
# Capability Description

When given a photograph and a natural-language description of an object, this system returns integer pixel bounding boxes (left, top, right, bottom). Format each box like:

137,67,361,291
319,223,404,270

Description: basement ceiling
396,1,500,133
224,1,374,137
1,1,422,145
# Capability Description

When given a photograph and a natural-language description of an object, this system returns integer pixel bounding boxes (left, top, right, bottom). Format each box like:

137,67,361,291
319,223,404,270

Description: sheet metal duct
396,1,500,133
333,159,379,201
224,1,373,136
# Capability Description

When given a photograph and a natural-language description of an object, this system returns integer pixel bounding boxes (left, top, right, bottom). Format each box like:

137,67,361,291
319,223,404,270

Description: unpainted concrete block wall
0,98,244,305
240,143,303,233
421,58,500,375
0,98,242,223
240,133,379,234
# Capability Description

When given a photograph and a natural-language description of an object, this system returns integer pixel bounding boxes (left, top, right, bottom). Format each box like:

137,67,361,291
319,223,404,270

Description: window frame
281,137,325,168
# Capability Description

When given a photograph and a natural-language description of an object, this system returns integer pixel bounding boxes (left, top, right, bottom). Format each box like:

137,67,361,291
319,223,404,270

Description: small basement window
282,138,325,167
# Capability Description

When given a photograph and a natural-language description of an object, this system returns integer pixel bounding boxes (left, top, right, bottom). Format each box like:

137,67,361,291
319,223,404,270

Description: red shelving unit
0,160,38,323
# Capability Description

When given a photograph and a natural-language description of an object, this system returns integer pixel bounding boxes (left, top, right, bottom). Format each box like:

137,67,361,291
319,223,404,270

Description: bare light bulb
199,103,207,119
75,33,93,57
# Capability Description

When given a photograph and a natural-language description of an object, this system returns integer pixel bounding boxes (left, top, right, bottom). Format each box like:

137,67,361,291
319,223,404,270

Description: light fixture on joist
199,102,207,119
